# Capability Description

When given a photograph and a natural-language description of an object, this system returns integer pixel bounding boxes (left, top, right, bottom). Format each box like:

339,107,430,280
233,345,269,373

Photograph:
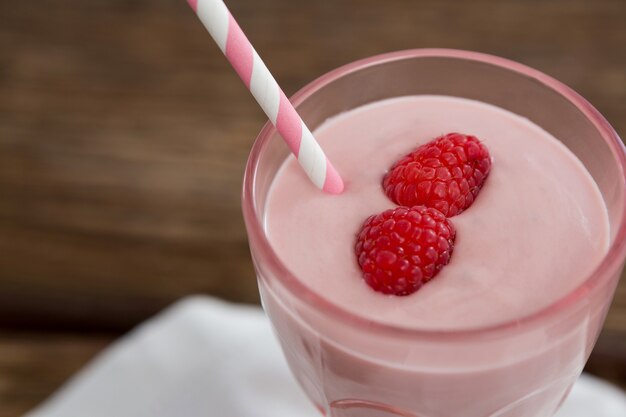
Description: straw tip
323,165,345,194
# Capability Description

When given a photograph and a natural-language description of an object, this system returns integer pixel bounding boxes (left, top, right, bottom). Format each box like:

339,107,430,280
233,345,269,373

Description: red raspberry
383,133,491,217
355,206,455,296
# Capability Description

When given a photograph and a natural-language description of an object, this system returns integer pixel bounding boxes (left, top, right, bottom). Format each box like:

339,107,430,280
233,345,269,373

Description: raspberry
355,206,456,296
383,133,491,217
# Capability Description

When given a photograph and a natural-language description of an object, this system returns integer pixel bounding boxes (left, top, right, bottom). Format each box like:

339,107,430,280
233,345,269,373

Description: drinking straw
186,0,344,194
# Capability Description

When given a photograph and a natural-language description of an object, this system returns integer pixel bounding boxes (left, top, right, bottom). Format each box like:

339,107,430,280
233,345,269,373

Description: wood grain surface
1,0,625,415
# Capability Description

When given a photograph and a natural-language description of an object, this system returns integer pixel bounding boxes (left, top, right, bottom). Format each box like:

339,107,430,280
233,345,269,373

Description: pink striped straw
186,0,344,194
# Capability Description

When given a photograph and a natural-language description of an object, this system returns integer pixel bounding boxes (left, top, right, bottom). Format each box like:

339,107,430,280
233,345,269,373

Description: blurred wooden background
1,0,625,415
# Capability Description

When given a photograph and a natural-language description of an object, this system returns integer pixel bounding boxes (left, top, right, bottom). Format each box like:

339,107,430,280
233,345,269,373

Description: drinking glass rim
242,48,626,341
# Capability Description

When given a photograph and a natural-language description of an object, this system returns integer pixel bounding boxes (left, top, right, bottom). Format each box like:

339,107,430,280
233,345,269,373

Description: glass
242,49,626,417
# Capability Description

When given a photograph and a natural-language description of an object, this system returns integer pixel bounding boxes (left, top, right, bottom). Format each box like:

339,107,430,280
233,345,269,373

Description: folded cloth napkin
26,296,626,417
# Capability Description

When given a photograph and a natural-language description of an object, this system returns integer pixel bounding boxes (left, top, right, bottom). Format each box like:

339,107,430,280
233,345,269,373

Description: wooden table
1,0,625,415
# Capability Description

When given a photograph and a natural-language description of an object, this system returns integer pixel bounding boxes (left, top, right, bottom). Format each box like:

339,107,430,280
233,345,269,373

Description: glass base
317,375,626,417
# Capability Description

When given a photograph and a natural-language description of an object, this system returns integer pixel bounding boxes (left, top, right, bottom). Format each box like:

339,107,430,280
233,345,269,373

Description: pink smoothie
265,95,609,330
260,95,611,417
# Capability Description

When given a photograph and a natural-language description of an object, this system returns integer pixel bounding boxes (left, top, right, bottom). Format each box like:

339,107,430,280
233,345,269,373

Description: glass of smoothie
242,49,626,417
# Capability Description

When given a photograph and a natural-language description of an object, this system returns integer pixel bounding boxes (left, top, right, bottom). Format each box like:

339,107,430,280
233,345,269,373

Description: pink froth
265,95,609,330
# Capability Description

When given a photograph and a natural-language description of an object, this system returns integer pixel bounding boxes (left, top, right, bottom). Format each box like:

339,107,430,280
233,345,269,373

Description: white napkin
26,296,626,417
